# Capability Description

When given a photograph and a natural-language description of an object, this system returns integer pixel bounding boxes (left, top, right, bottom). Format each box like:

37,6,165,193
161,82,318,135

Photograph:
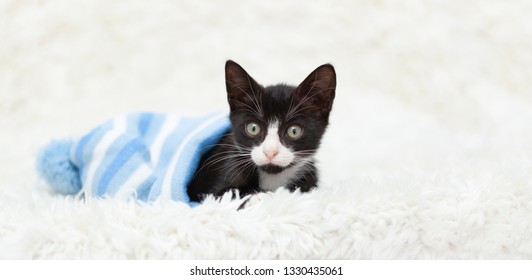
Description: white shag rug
1,0,532,259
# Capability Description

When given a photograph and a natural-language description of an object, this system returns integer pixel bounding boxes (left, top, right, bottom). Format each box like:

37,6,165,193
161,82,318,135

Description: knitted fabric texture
37,112,230,205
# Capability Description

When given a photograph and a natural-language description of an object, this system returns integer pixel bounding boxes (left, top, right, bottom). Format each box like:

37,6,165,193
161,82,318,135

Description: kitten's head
225,60,336,174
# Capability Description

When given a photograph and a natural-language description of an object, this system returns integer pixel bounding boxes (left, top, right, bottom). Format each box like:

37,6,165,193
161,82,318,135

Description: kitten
187,60,336,202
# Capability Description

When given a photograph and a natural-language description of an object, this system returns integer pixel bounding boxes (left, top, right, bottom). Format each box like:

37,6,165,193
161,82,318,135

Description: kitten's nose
263,149,279,161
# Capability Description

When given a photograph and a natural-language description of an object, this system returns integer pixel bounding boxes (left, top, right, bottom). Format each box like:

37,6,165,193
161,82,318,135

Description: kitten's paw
237,192,272,210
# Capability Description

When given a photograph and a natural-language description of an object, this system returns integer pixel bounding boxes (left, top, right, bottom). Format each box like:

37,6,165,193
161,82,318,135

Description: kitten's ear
225,60,263,113
293,64,336,118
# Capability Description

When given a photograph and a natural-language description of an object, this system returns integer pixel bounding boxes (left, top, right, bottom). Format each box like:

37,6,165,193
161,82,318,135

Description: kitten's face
225,60,336,174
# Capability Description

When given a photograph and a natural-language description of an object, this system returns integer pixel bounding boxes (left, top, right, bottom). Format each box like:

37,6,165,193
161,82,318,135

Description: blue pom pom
36,140,82,195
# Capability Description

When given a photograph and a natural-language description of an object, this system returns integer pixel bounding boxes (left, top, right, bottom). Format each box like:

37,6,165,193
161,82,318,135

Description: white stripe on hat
150,115,181,165
83,115,128,197
114,163,153,200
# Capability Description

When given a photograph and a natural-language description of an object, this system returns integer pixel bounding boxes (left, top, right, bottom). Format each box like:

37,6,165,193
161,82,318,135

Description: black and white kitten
187,60,336,202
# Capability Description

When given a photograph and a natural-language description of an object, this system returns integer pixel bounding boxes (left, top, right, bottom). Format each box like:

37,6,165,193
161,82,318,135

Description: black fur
187,60,336,202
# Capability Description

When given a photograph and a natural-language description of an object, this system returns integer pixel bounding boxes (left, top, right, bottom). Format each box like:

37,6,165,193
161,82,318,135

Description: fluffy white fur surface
1,0,532,259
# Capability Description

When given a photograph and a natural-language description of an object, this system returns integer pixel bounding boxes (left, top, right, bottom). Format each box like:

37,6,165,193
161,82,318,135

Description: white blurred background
1,0,532,199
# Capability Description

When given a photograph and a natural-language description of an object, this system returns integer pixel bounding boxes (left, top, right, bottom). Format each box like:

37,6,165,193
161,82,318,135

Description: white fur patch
251,120,294,167
249,120,308,191
258,160,309,191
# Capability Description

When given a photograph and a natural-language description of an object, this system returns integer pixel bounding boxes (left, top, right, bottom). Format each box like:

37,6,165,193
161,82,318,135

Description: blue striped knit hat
36,112,230,205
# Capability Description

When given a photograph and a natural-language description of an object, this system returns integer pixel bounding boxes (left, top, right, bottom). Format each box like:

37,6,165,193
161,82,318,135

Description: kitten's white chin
258,161,307,192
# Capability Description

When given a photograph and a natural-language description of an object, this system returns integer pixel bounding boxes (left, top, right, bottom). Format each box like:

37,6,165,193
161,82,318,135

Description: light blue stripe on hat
97,138,150,196
71,120,113,183
142,113,166,146
135,175,157,201
137,112,153,136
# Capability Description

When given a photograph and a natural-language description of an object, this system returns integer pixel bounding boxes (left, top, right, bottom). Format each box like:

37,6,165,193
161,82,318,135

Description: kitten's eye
245,122,261,137
287,125,303,139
